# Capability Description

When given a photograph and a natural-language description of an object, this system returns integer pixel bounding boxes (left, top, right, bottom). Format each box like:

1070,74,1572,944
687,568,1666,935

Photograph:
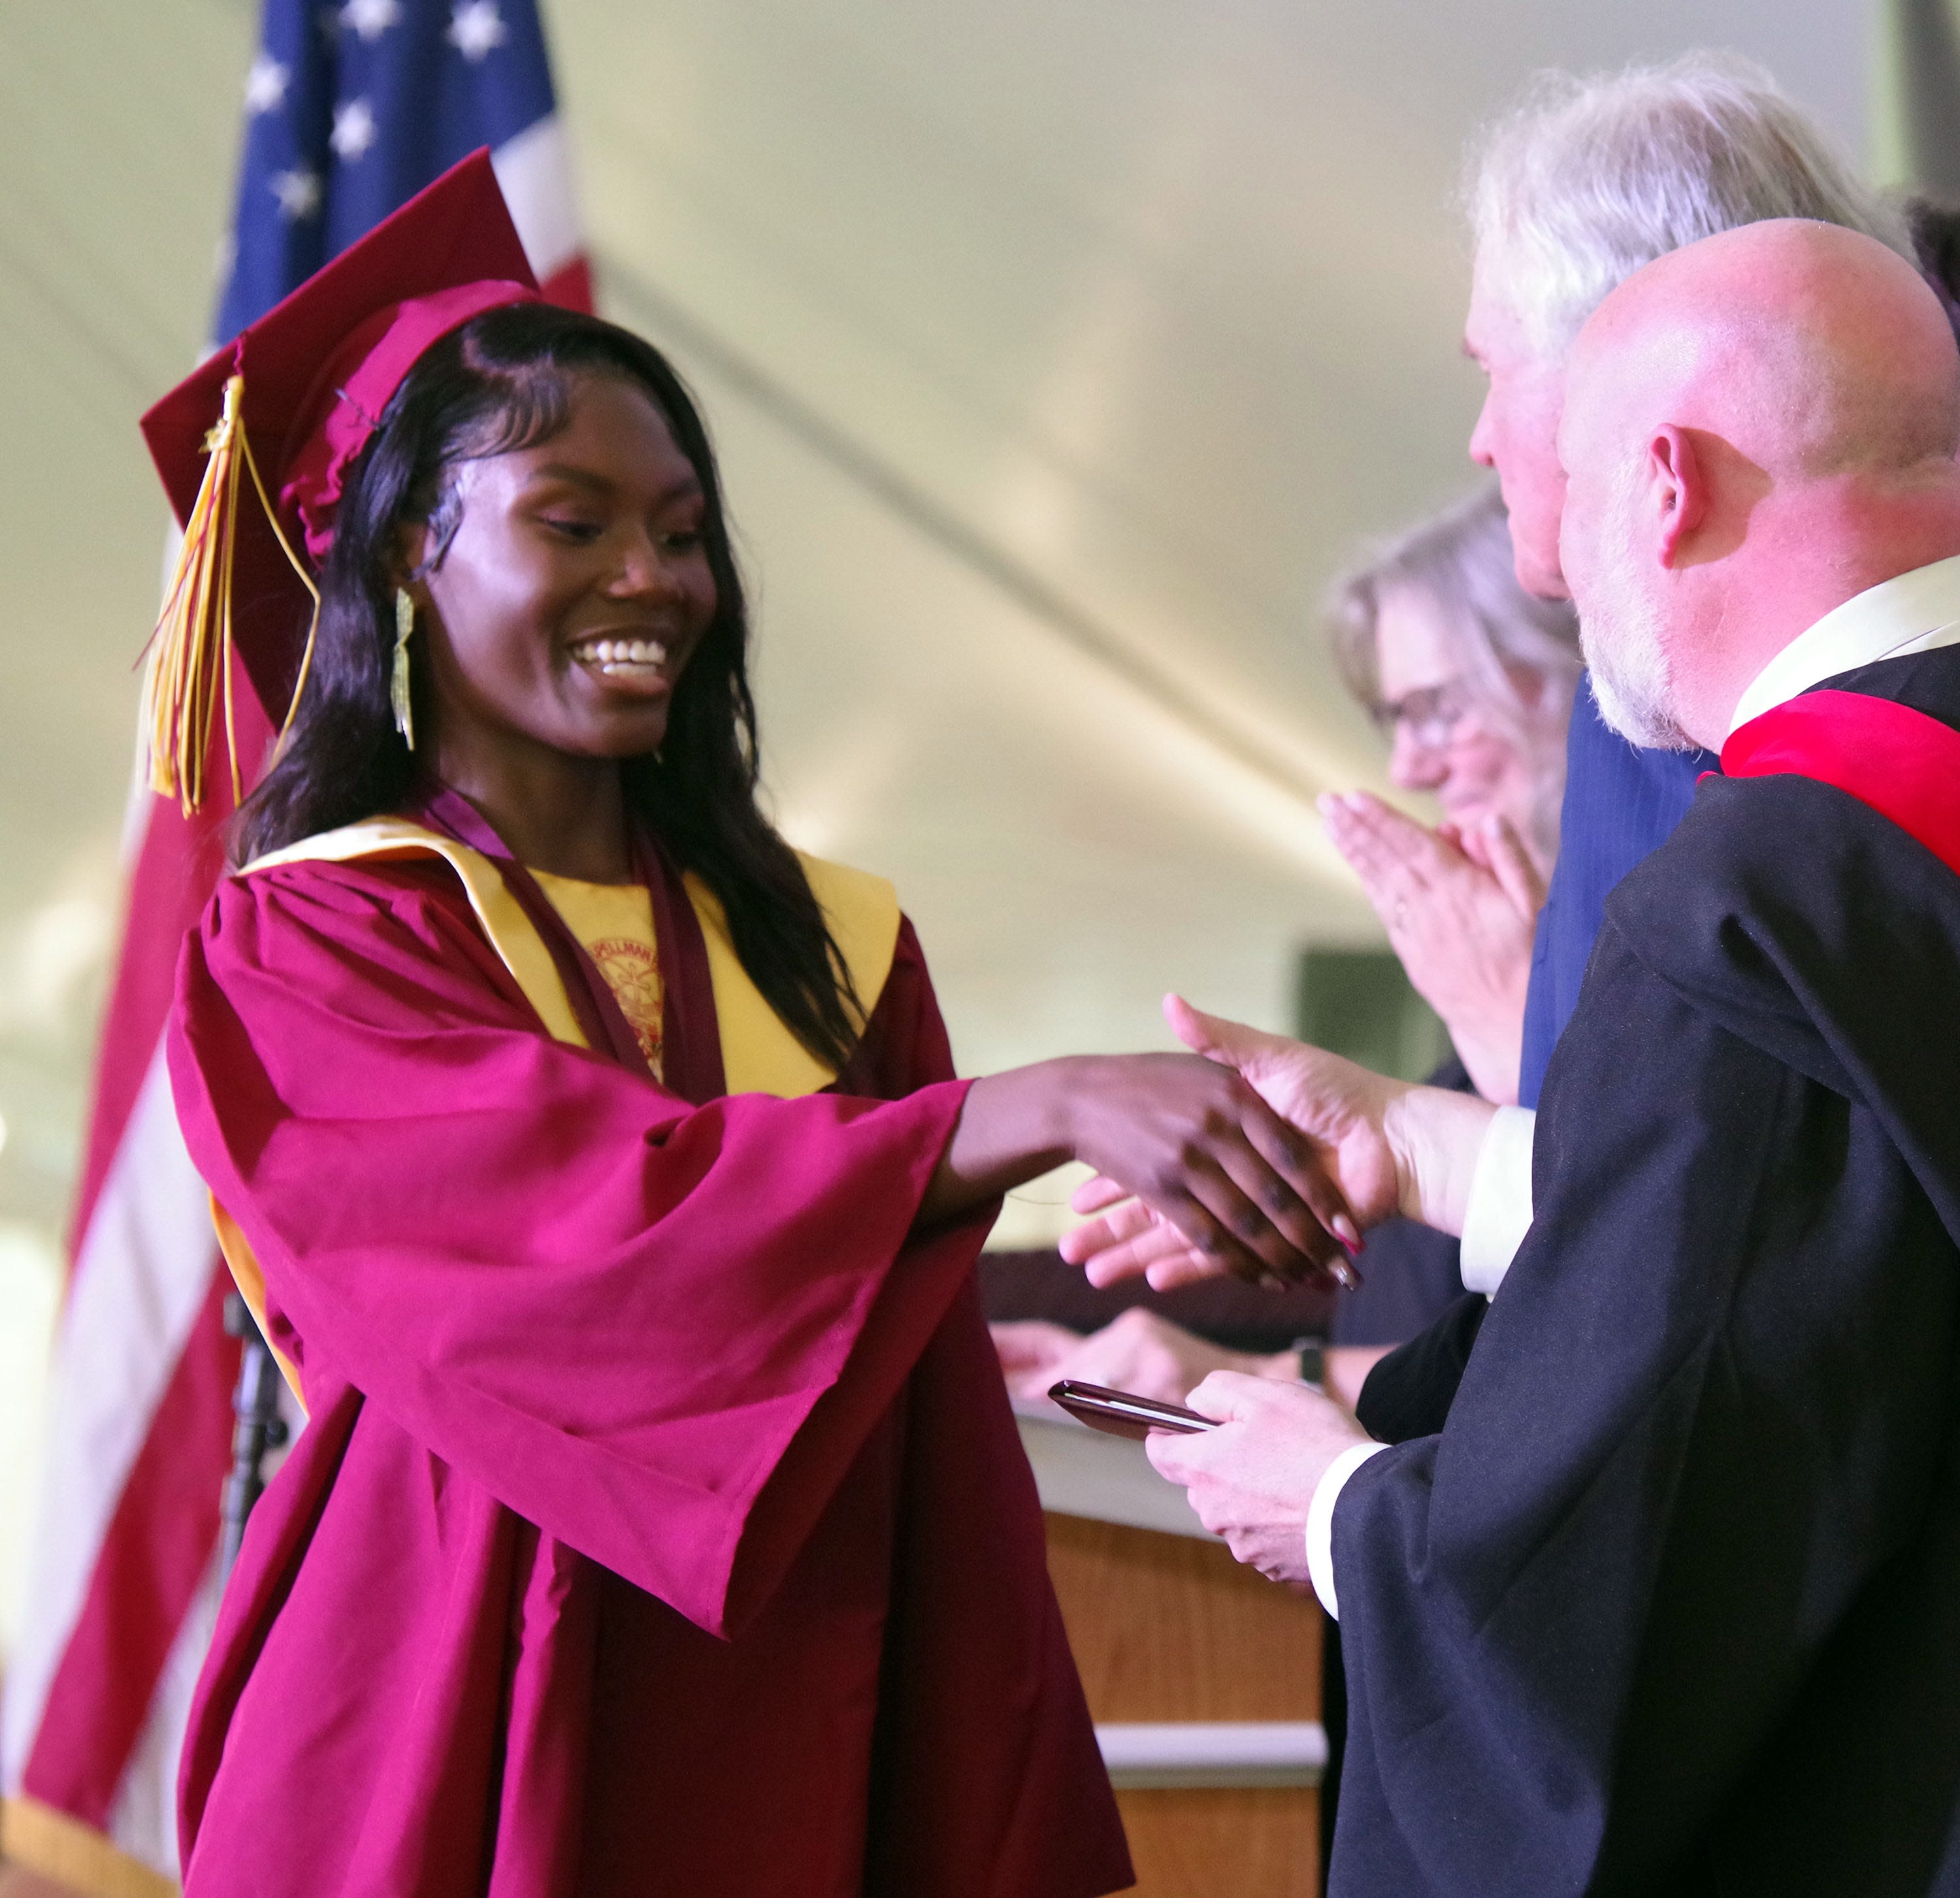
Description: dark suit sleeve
1328,922,1960,1897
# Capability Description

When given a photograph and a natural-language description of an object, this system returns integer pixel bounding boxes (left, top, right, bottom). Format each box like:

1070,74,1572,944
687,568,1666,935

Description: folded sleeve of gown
168,856,983,1640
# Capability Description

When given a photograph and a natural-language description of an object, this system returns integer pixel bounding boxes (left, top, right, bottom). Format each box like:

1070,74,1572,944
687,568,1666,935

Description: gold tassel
140,372,321,816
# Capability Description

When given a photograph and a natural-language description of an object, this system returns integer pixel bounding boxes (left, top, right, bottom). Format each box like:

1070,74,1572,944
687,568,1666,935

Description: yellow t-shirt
529,870,664,1077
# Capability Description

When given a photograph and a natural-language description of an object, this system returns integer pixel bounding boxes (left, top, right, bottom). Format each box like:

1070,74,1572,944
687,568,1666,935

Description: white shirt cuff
1458,1105,1536,1296
1305,1441,1391,1621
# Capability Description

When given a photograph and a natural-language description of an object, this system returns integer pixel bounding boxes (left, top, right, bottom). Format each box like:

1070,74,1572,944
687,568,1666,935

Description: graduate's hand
1060,997,1496,1289
1144,1371,1369,1588
926,1052,1358,1286
993,1309,1298,1406
1058,1051,1361,1286
1061,998,1401,1290
1320,791,1543,1106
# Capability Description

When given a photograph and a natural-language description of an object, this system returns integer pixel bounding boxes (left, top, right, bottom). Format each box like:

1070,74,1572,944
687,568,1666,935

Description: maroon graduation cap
139,148,541,812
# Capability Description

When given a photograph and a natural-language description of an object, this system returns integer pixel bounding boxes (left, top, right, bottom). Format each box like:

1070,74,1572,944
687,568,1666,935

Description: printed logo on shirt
588,936,663,1071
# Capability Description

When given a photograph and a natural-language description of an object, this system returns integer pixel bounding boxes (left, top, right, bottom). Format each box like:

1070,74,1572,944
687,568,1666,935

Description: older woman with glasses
1323,483,1580,1106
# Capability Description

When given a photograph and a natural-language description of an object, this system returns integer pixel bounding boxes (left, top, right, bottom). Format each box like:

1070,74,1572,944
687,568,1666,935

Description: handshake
1053,994,1500,1292
985,994,1507,1593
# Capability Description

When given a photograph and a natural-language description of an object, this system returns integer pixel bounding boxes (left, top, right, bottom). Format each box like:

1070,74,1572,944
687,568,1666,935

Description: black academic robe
1330,648,1960,1897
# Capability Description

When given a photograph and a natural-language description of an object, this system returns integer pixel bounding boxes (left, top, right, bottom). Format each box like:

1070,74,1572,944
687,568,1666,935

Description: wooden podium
1015,1403,1326,1898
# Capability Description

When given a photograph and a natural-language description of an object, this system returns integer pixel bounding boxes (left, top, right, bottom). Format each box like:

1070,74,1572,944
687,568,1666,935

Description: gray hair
1330,487,1581,853
1469,51,1914,356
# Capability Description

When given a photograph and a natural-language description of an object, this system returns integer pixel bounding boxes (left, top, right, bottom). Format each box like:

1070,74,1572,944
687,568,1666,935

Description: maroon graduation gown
166,840,1130,1897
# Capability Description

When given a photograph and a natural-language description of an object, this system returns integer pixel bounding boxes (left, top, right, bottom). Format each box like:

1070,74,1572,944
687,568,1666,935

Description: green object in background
1294,947,1451,1083
1872,0,1960,193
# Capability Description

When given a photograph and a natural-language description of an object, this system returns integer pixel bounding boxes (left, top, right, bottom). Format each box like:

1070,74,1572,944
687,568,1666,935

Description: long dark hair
235,303,863,1070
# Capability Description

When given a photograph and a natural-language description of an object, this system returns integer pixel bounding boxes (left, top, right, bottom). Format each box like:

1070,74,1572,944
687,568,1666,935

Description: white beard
1576,489,1696,752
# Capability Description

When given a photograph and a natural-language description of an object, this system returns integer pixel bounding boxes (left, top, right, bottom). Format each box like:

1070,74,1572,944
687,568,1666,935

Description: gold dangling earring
391,587,416,751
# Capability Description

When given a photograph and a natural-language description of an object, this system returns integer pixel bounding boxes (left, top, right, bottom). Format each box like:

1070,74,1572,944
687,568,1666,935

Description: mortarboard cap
140,148,542,812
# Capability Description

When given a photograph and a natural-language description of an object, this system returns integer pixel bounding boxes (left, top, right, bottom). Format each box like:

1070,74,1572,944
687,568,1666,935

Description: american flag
0,3,588,1886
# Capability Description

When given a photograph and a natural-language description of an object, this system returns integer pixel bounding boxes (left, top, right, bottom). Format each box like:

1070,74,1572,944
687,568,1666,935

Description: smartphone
1048,1380,1218,1441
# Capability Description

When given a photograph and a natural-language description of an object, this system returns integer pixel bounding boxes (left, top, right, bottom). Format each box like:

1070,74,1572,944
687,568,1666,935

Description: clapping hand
1320,792,1543,1105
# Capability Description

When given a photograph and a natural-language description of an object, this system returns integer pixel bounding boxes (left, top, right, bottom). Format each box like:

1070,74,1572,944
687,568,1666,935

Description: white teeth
577,635,668,673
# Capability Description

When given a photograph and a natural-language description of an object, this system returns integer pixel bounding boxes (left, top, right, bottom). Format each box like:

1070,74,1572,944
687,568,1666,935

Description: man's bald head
1551,218,1960,752
1565,220,1960,486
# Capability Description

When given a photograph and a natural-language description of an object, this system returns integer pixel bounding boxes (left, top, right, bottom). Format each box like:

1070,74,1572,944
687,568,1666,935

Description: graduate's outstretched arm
1061,996,1496,1290
916,1051,1362,1286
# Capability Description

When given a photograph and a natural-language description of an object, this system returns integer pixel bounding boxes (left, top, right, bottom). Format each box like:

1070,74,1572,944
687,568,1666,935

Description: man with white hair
1305,53,1920,1439
1140,221,1960,1893
1467,53,1916,1096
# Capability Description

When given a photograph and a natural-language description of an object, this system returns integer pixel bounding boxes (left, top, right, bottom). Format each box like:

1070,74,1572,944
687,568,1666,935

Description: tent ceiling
0,0,1868,1242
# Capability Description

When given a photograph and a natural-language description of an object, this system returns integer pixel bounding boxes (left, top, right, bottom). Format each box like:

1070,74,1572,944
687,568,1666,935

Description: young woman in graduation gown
152,159,1347,1898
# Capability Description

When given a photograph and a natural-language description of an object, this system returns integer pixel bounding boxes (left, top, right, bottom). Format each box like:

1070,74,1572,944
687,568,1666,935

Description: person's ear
394,521,433,591
1647,425,1707,567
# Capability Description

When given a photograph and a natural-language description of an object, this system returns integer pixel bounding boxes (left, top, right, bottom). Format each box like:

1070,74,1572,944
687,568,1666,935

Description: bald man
1122,221,1960,1894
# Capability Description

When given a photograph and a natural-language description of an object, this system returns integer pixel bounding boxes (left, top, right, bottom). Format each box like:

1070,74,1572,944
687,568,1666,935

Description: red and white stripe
0,115,590,1882
493,116,592,315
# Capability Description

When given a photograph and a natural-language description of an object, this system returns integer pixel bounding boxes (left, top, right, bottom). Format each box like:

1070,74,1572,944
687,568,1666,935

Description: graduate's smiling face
408,371,717,767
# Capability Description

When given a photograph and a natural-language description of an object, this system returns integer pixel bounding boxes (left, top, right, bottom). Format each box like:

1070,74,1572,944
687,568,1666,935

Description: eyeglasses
1370,678,1473,751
